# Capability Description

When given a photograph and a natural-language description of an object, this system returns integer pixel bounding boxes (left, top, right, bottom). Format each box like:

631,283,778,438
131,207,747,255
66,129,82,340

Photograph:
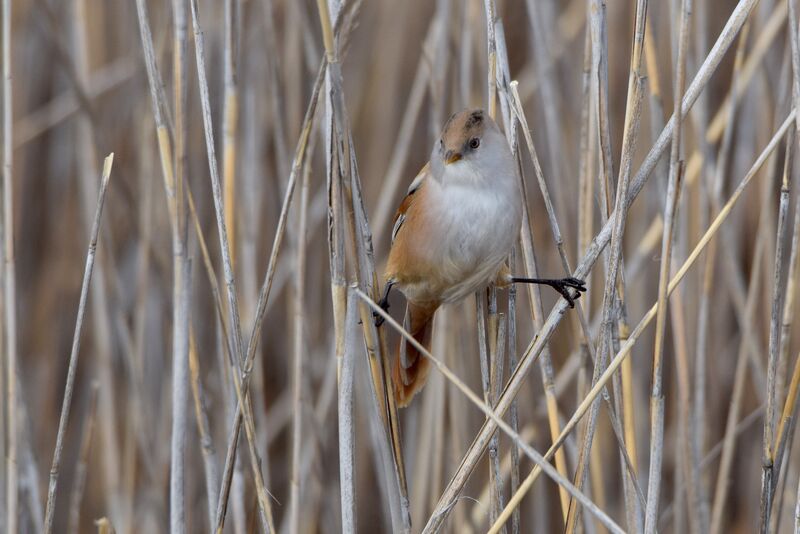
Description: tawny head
439,109,493,164
430,108,514,183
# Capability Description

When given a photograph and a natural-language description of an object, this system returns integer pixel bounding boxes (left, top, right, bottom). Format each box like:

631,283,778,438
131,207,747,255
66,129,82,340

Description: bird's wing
391,163,429,244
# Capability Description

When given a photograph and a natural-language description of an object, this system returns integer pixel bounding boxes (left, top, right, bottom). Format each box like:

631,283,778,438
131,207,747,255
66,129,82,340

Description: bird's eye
469,137,480,150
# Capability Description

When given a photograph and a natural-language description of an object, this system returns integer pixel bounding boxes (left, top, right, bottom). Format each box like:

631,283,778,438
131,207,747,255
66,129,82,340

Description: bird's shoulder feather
391,163,429,243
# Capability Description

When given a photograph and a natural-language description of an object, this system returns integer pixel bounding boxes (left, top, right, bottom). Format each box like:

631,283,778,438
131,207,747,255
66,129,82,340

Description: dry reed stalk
188,329,219,527
483,0,497,119
223,0,239,268
667,282,701,533
708,172,774,534
345,137,411,531
424,3,758,531
338,289,359,532
766,133,797,530
10,1,800,531
169,1,190,530
135,1,192,530
1,0,15,529
187,2,281,530
509,79,645,525
777,3,800,479
760,125,793,534
471,424,537,525
690,23,759,514
320,3,350,532
210,6,366,525
317,0,411,530
644,0,689,530
43,154,114,534
796,465,800,532
491,108,795,534
67,381,98,534
481,5,503,524
94,517,115,534
506,83,570,524
62,0,123,520
506,256,521,534
475,293,500,524
489,313,507,529
359,289,625,534
288,118,311,534
567,2,647,531
213,60,325,533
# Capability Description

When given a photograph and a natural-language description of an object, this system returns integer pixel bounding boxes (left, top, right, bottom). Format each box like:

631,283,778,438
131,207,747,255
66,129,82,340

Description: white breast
425,164,522,303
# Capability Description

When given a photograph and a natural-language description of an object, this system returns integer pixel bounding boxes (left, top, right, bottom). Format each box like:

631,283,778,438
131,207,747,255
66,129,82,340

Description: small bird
378,109,585,407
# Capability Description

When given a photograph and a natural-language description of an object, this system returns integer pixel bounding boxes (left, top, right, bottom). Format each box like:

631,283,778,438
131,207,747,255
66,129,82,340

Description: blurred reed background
3,0,800,532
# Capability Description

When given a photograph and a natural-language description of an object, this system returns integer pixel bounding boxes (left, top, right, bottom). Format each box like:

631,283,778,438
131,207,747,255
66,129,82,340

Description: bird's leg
374,280,395,327
511,276,587,308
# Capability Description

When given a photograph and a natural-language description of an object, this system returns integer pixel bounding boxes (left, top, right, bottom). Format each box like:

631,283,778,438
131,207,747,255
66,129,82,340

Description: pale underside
385,162,522,306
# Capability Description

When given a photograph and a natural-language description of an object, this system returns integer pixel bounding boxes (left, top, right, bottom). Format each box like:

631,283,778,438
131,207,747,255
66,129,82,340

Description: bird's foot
548,277,587,308
373,296,391,327
511,276,587,308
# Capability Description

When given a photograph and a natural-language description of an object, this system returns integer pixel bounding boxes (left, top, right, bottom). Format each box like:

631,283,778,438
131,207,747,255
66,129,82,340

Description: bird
377,109,586,407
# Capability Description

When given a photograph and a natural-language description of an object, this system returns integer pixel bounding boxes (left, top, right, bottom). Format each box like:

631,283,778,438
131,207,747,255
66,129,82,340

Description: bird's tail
393,301,439,407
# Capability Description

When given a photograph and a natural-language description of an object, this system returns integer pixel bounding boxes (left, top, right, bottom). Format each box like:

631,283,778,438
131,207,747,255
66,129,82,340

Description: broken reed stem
645,0,689,531
44,154,114,534
359,289,625,534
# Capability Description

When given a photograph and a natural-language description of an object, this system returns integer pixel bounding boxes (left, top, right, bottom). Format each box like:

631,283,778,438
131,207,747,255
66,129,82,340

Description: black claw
373,297,391,327
374,281,395,327
552,277,586,308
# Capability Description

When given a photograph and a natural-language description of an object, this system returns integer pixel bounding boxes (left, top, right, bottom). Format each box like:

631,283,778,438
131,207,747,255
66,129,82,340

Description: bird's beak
445,150,462,165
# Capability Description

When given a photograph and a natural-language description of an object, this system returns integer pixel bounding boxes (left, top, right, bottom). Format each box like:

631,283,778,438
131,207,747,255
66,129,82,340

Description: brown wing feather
390,163,429,244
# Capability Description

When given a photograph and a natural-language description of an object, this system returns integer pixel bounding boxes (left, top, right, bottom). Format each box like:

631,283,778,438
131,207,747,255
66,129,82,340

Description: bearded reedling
376,109,586,407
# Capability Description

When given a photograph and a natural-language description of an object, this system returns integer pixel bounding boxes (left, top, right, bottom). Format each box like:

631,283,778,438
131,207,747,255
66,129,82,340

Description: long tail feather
393,301,438,407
